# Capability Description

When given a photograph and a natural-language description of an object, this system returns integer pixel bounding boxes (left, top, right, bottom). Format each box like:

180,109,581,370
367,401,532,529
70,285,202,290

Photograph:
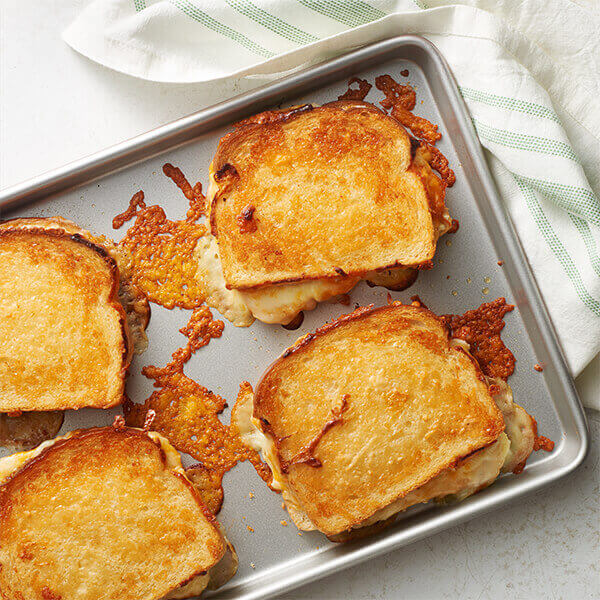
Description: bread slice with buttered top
205,101,452,325
0,217,149,412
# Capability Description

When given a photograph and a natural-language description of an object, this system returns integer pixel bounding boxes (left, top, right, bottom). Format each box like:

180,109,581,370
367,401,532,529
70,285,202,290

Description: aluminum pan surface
0,37,587,600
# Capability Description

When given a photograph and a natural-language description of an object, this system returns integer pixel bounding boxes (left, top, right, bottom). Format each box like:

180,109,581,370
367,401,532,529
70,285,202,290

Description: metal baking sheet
0,36,588,600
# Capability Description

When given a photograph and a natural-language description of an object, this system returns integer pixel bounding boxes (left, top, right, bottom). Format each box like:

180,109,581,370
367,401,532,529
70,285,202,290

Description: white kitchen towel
63,1,600,406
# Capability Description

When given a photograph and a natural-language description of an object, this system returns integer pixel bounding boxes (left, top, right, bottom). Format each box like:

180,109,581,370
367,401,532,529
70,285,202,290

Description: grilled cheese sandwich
0,426,236,599
233,303,541,539
205,101,452,325
0,217,149,412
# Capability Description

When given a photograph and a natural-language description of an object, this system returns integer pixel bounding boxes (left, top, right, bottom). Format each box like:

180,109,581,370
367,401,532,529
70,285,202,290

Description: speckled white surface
1,2,598,598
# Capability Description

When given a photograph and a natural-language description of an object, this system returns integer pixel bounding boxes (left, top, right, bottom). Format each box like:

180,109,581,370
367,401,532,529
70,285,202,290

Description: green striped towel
63,0,600,407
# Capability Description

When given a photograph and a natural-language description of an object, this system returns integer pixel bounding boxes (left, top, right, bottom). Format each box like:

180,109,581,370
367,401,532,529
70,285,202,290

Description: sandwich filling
0,429,184,484
195,232,428,326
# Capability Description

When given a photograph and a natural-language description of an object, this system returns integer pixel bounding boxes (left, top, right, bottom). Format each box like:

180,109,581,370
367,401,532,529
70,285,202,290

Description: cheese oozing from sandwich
197,227,448,327
238,277,359,325
195,234,360,326
234,363,535,534
0,429,183,484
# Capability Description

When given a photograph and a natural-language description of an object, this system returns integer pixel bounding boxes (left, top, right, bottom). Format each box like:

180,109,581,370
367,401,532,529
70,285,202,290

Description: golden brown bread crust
209,101,450,290
253,304,505,536
0,427,227,600
0,225,131,411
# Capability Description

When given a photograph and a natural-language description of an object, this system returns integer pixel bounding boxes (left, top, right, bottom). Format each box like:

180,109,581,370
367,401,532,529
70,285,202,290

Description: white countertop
1,2,598,598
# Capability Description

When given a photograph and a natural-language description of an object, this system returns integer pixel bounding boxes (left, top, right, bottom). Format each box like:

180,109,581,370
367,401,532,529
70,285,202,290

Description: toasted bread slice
0,225,131,411
250,304,505,536
209,101,450,290
0,426,234,599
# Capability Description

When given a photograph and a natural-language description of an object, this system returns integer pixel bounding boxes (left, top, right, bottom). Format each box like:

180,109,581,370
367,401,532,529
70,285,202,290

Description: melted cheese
0,429,183,484
490,378,536,473
193,235,254,327
437,206,452,237
239,277,358,325
233,388,311,526
195,233,359,326
0,435,64,484
233,391,287,495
